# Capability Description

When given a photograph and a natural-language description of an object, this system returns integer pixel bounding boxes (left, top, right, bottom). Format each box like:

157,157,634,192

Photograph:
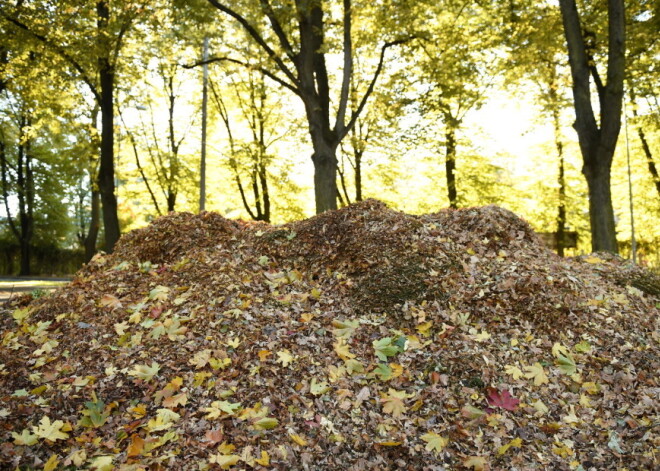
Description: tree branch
118,109,162,215
600,0,625,141
206,0,299,86
183,56,300,96
343,37,413,140
1,12,101,103
335,0,353,137
259,0,296,62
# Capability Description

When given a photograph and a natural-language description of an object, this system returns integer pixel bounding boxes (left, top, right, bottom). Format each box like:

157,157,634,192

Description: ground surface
0,278,70,303
0,200,658,470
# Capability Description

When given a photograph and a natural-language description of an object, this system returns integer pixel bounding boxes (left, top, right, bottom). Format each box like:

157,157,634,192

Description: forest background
0,0,658,276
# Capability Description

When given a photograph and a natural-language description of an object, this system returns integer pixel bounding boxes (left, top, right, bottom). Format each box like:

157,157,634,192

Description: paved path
0,277,71,303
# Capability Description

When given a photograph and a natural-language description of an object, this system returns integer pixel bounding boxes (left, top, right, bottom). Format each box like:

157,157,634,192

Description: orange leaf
162,393,188,408
258,350,272,361
204,428,224,445
127,434,145,457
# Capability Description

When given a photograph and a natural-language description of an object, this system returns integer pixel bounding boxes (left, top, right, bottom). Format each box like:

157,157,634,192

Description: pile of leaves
1,199,658,470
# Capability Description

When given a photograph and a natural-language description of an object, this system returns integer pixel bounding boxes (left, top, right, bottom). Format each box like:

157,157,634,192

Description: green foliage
0,0,657,269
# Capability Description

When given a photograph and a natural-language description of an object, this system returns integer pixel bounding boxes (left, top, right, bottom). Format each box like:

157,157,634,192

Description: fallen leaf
556,353,577,376
99,294,122,310
276,350,295,367
421,432,448,455
128,362,160,382
485,388,519,411
381,389,410,417
289,432,308,446
43,454,59,471
497,437,522,455
523,362,549,386
373,337,400,362
127,434,145,457
33,416,69,442
463,456,489,470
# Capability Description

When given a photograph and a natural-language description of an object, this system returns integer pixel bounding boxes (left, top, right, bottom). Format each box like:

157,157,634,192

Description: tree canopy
0,0,659,273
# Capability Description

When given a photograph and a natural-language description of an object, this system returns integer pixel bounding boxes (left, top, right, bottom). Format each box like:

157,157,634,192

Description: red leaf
486,388,519,411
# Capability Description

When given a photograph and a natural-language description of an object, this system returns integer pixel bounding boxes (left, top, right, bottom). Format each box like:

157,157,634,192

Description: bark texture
558,0,625,253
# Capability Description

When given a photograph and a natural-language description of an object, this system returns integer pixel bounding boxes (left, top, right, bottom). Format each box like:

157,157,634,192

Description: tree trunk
583,158,618,252
445,125,458,209
558,0,625,253
19,238,30,276
167,190,176,212
355,151,362,202
16,116,34,276
311,139,338,214
84,186,100,262
97,1,120,253
551,99,567,257
556,151,567,257
258,162,270,222
637,127,660,199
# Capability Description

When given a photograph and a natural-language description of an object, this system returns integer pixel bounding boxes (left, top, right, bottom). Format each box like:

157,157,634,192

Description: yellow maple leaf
504,364,524,380
202,401,242,420
390,363,404,378
276,349,295,367
162,392,188,408
552,342,570,358
33,416,69,442
375,441,402,446
12,307,31,324
553,442,574,457
582,382,600,394
380,389,410,417
497,437,522,456
129,362,160,382
416,321,434,337
217,441,236,454
421,432,448,455
146,409,180,432
257,349,272,361
131,404,147,418
333,338,356,360
531,399,549,416
463,456,488,470
523,362,549,386
12,429,38,446
300,313,314,323
327,364,346,382
254,450,270,466
471,329,491,342
114,322,129,336
209,454,240,469
149,285,170,301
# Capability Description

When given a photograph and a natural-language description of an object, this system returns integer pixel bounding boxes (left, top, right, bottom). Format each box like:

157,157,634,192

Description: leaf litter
0,199,658,470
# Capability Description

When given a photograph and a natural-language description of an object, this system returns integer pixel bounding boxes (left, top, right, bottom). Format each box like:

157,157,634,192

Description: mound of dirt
1,200,658,470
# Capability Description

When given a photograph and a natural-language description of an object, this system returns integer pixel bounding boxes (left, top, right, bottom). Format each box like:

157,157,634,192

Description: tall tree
121,56,197,214
1,1,144,252
204,0,410,213
557,0,626,253
398,0,505,209
626,0,660,200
